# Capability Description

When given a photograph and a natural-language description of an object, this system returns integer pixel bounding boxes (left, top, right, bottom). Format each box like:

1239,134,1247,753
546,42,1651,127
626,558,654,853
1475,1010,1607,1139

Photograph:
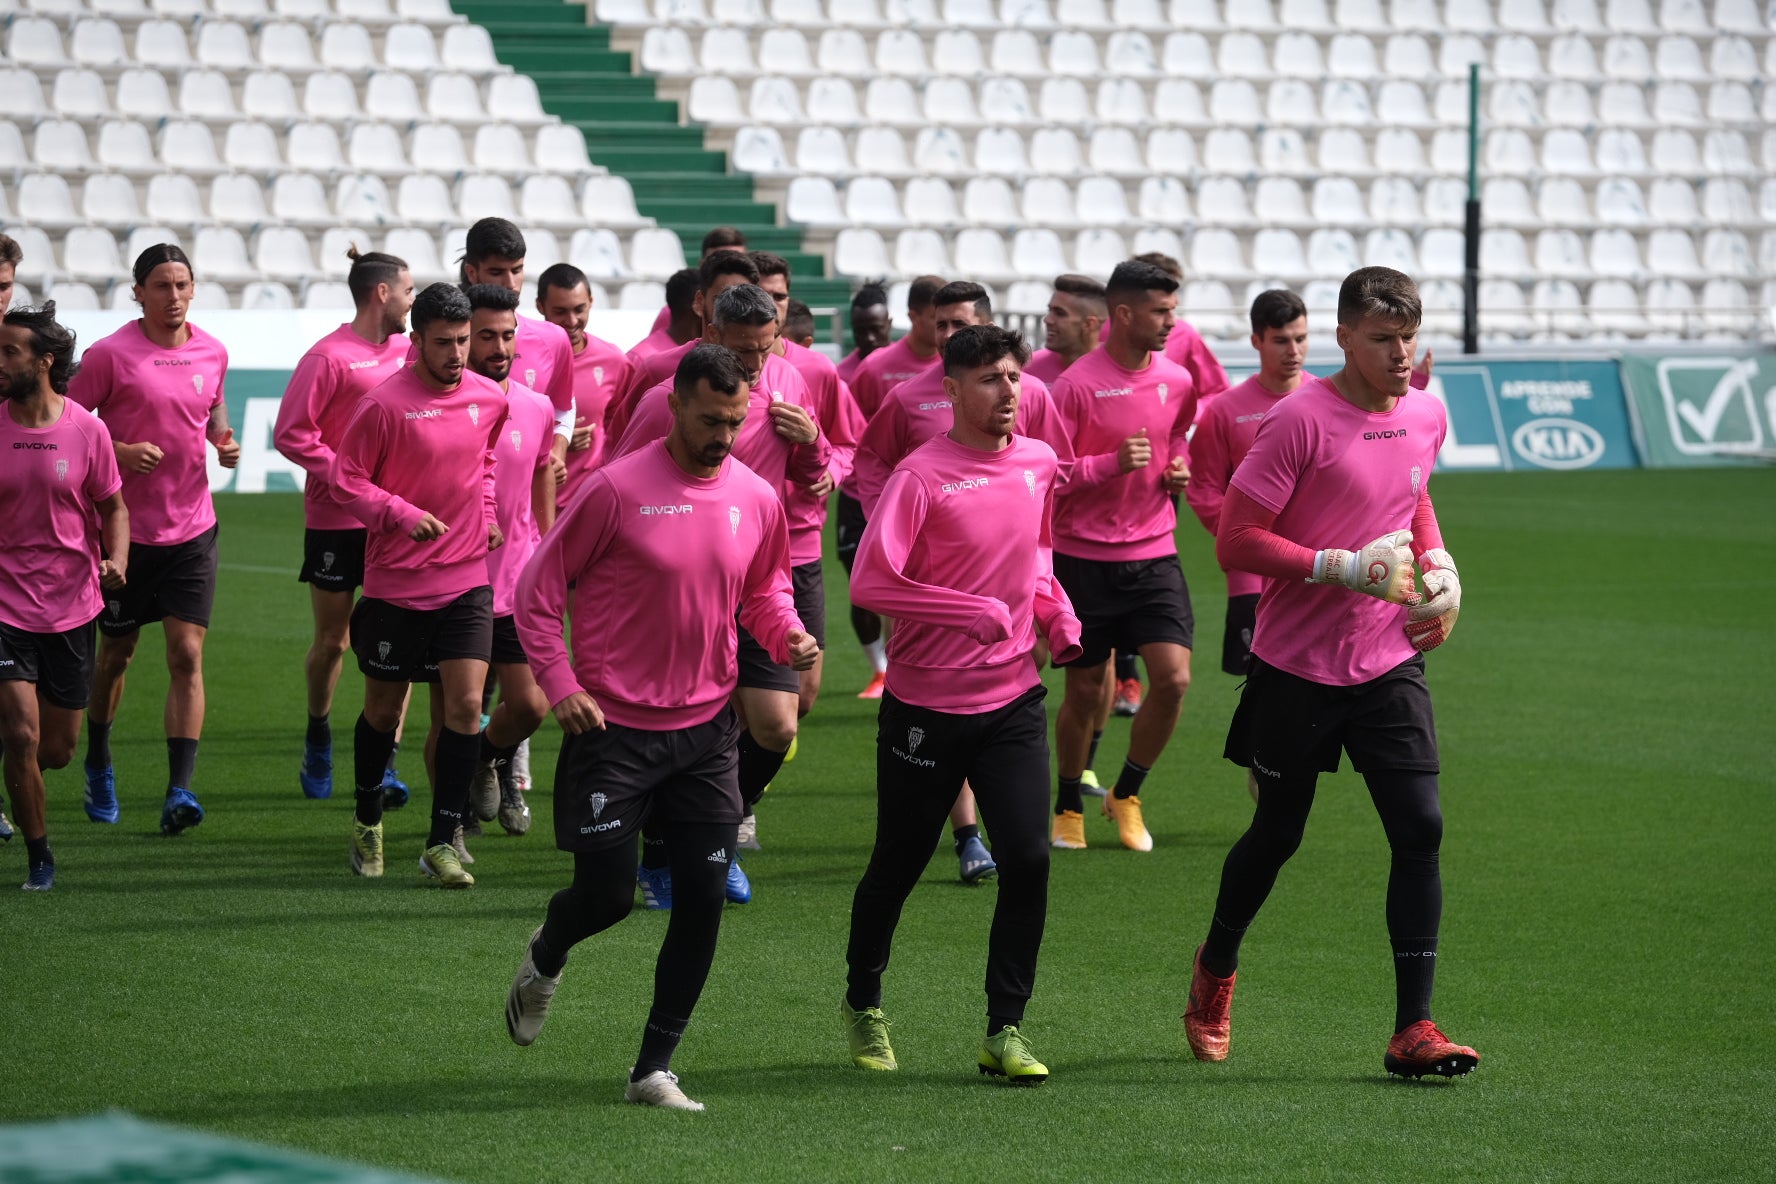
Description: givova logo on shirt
1093,387,1134,399
639,504,693,516
940,477,989,494
892,725,936,768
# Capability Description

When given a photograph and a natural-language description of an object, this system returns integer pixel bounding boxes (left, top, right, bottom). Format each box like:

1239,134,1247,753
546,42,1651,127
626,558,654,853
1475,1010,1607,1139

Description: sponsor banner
1619,353,1776,467
1217,358,1640,473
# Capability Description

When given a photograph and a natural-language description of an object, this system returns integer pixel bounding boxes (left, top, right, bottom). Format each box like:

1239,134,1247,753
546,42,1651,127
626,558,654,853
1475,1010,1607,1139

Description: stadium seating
619,0,1773,338
2,1,663,309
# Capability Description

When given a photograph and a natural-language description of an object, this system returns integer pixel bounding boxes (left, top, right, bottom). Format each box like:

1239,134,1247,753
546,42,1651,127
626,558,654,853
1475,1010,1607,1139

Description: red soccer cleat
1113,677,1143,717
1384,1020,1480,1079
857,672,887,700
1182,944,1236,1062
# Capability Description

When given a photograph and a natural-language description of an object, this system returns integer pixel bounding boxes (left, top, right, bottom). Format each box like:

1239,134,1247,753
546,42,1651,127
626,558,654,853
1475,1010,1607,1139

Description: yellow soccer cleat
979,1026,1048,1086
1051,810,1087,850
350,820,383,878
420,843,475,888
841,1000,898,1071
1104,794,1154,852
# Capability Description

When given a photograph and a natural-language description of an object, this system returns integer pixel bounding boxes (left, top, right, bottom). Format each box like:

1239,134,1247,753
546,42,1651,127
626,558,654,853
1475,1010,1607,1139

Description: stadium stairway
451,0,854,325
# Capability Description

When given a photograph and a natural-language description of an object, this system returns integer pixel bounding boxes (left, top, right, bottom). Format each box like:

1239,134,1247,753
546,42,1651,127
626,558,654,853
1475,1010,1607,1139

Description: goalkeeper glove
1404,548,1460,652
1310,531,1421,605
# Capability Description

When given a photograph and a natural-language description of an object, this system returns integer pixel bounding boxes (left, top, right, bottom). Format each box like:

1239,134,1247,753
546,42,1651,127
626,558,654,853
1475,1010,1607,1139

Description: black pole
1462,61,1481,355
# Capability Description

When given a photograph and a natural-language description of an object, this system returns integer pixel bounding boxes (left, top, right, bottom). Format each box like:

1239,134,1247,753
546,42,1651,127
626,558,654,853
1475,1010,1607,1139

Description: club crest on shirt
192,374,204,395
510,429,523,453
589,791,607,822
468,403,480,426
1411,465,1423,493
728,506,742,535
1023,469,1036,497
593,366,605,386
907,726,925,754
524,368,537,388
1158,383,1168,404
55,459,69,482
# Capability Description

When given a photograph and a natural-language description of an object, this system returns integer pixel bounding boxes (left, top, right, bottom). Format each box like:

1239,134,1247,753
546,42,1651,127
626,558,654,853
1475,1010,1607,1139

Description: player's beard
0,362,36,401
696,440,731,467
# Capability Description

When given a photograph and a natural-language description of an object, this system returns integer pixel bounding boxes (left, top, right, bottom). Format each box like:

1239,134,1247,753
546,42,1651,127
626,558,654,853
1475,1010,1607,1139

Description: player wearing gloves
842,325,1082,1086
1182,267,1480,1080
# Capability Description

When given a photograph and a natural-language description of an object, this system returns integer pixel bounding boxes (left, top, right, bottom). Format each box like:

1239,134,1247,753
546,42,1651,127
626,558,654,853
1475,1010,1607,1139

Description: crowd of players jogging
0,215,1478,1108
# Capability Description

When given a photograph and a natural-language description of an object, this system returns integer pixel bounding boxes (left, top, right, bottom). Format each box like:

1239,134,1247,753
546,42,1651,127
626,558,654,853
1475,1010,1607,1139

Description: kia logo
1511,418,1605,470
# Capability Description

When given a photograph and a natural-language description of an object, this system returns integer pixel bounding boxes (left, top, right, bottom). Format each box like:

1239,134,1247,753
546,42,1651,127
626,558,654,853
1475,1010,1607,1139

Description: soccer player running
0,303,128,890
535,262,629,504
636,226,750,346
841,324,1081,1085
330,283,507,886
503,343,817,1112
838,276,945,700
837,284,892,386
783,299,816,349
0,234,20,315
1026,274,1106,385
275,246,415,804
72,245,239,836
459,284,555,845
1182,266,1477,1080
1048,260,1198,854
612,284,830,905
1185,289,1309,686
627,268,700,363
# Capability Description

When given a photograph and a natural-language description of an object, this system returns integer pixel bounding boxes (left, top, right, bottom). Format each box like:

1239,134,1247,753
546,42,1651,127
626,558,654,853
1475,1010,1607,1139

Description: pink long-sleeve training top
0,399,122,634
1048,347,1198,562
514,438,803,731
779,339,864,566
1184,373,1304,598
486,381,555,618
559,331,630,499
68,320,227,548
851,433,1082,714
274,323,411,531
329,365,507,610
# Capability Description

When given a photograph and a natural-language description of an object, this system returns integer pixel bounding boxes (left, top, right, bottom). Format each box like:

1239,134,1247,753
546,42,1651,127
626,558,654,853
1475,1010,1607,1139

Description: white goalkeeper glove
1309,530,1421,605
1404,548,1460,652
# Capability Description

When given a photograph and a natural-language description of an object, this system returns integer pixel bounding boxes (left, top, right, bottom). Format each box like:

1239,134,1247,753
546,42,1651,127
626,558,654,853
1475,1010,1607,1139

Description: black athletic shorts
490,613,528,665
834,492,867,574
736,619,799,693
299,527,367,593
1052,551,1194,668
1224,654,1439,780
1221,592,1260,677
0,618,96,710
99,523,219,636
792,560,826,650
553,705,742,853
351,586,493,684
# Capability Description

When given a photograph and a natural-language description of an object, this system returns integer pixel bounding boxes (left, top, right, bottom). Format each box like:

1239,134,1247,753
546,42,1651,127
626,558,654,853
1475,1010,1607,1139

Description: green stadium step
576,121,708,148
499,47,632,74
531,72,659,100
583,147,729,175
547,96,682,123
451,1,597,26
625,173,757,202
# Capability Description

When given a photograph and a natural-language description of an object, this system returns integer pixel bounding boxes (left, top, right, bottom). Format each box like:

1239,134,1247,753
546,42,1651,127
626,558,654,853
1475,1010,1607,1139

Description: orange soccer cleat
857,672,887,700
1182,944,1236,1062
1384,1020,1480,1079
1113,677,1143,717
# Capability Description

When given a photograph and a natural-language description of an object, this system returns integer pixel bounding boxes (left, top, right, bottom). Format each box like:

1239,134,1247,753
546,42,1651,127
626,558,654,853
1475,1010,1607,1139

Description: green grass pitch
3,468,1772,1183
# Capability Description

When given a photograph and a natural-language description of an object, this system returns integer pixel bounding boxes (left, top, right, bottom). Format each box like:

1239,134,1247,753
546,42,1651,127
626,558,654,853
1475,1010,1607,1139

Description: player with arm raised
503,343,817,1112
456,284,555,845
330,283,507,886
1048,260,1198,854
0,303,127,890
72,245,238,837
1182,267,1477,1080
841,324,1082,1085
275,246,416,804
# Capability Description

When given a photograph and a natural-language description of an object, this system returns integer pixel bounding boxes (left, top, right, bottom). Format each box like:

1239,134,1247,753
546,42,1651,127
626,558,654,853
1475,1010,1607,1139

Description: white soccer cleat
510,738,532,792
624,1069,705,1112
505,926,562,1047
737,813,760,850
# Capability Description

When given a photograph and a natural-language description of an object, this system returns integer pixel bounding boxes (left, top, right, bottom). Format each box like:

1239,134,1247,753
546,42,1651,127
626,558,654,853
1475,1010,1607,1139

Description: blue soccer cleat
637,864,673,911
21,861,54,891
0,808,14,842
958,835,998,884
725,854,752,904
83,763,119,824
160,787,204,836
380,766,410,810
299,741,333,800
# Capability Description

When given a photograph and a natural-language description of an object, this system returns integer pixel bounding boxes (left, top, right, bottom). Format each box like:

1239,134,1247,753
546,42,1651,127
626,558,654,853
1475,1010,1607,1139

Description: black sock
1202,915,1247,978
1086,728,1103,769
953,823,979,846
1055,775,1084,815
987,1013,1020,1039
737,729,787,810
166,737,199,791
1115,651,1138,681
427,726,478,847
530,929,566,978
632,1008,691,1079
354,714,398,826
306,713,330,749
478,732,518,767
1393,939,1439,1032
1113,757,1150,800
25,836,53,866
87,720,112,769
638,832,669,871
